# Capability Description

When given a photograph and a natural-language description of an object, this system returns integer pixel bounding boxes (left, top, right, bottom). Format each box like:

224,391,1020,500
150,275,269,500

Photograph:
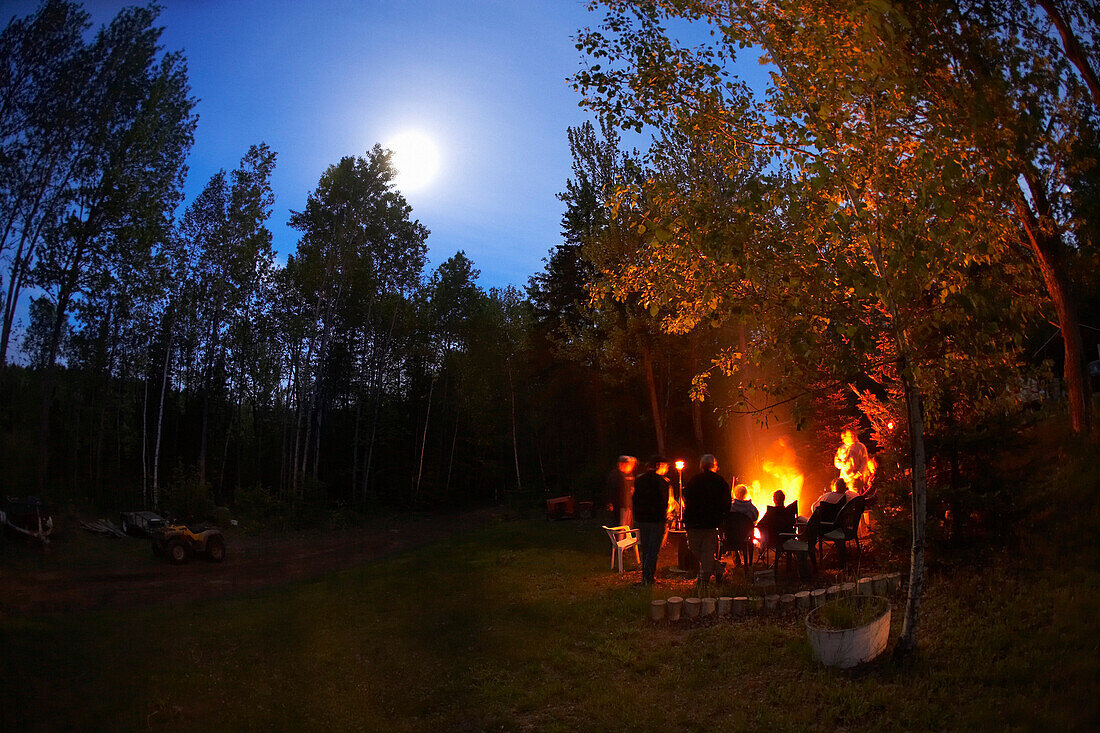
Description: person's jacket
683,470,731,529
730,498,759,522
633,471,670,523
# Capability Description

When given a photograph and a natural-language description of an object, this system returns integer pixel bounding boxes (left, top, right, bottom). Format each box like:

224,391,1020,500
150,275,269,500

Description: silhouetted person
757,489,797,560
806,478,856,554
633,455,672,585
604,455,637,527
683,454,731,584
811,477,857,515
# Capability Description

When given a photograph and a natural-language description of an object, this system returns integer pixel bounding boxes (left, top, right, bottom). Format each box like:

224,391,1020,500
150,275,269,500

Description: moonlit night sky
7,0,767,290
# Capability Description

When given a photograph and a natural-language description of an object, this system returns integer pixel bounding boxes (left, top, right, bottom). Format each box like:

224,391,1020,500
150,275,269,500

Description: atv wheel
165,539,188,564
205,535,226,562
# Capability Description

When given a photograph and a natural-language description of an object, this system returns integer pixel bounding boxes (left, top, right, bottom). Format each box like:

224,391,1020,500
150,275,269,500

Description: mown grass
2,435,1098,731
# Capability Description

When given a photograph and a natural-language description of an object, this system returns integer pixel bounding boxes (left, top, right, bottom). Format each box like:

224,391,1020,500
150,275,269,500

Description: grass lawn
2,499,1098,732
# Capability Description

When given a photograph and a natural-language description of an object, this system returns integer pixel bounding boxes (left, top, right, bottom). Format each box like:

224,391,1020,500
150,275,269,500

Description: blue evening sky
8,0,767,290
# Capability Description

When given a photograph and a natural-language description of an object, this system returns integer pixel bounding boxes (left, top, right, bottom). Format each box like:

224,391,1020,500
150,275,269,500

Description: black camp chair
723,511,755,569
819,496,866,569
756,501,796,564
804,498,846,563
758,502,812,579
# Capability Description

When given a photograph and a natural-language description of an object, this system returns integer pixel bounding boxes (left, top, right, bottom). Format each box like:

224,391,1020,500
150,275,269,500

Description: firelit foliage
572,0,1098,652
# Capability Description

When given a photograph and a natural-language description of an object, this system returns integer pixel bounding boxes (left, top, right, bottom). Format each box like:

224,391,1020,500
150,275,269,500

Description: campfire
737,438,807,546
745,437,806,515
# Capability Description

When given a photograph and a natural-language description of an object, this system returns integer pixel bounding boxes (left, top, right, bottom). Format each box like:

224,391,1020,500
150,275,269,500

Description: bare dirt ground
0,507,510,616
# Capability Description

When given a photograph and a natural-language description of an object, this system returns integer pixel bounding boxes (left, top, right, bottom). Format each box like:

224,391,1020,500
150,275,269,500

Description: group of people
607,428,875,585
627,453,732,586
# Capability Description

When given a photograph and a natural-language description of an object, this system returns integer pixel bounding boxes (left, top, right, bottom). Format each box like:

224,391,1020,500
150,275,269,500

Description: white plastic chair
601,525,641,573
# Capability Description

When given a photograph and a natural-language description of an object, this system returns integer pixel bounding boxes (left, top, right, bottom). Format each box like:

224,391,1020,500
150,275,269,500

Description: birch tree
286,145,427,497
30,4,195,492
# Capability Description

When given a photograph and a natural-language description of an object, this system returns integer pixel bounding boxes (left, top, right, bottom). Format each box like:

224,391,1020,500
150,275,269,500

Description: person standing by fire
683,454,731,585
604,455,637,527
834,428,870,490
633,455,673,585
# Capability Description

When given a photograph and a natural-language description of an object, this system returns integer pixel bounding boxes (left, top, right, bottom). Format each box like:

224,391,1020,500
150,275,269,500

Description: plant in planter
806,594,891,668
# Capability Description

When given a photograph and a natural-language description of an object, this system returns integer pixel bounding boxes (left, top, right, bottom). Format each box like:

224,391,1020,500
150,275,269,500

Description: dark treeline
0,2,718,517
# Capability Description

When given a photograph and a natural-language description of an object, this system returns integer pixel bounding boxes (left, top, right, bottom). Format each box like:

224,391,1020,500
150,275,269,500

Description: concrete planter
806,595,891,669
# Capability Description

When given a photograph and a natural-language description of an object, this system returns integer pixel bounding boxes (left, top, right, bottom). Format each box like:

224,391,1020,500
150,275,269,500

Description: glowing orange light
745,439,804,518
674,460,685,471
761,455,804,513
886,421,895,431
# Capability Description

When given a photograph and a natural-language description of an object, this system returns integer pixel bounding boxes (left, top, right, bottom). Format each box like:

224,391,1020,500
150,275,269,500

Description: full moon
386,130,441,193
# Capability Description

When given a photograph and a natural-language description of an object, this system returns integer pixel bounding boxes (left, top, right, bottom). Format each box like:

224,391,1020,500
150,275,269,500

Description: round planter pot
805,595,890,669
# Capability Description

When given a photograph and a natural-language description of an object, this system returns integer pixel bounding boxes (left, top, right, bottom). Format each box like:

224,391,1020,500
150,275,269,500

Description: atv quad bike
152,522,226,563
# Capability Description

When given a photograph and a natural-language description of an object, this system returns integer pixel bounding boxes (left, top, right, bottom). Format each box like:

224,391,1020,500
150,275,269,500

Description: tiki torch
674,460,685,528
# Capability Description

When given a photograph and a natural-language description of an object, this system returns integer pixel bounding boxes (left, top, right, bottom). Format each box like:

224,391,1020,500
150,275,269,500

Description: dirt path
0,508,509,616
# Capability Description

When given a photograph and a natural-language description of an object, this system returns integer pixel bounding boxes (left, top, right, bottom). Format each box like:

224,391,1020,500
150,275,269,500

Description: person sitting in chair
723,484,758,568
811,477,857,515
806,479,855,558
730,484,759,522
756,490,797,560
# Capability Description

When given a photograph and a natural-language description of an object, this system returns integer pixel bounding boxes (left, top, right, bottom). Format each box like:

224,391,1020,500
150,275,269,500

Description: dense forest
2,0,1097,573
